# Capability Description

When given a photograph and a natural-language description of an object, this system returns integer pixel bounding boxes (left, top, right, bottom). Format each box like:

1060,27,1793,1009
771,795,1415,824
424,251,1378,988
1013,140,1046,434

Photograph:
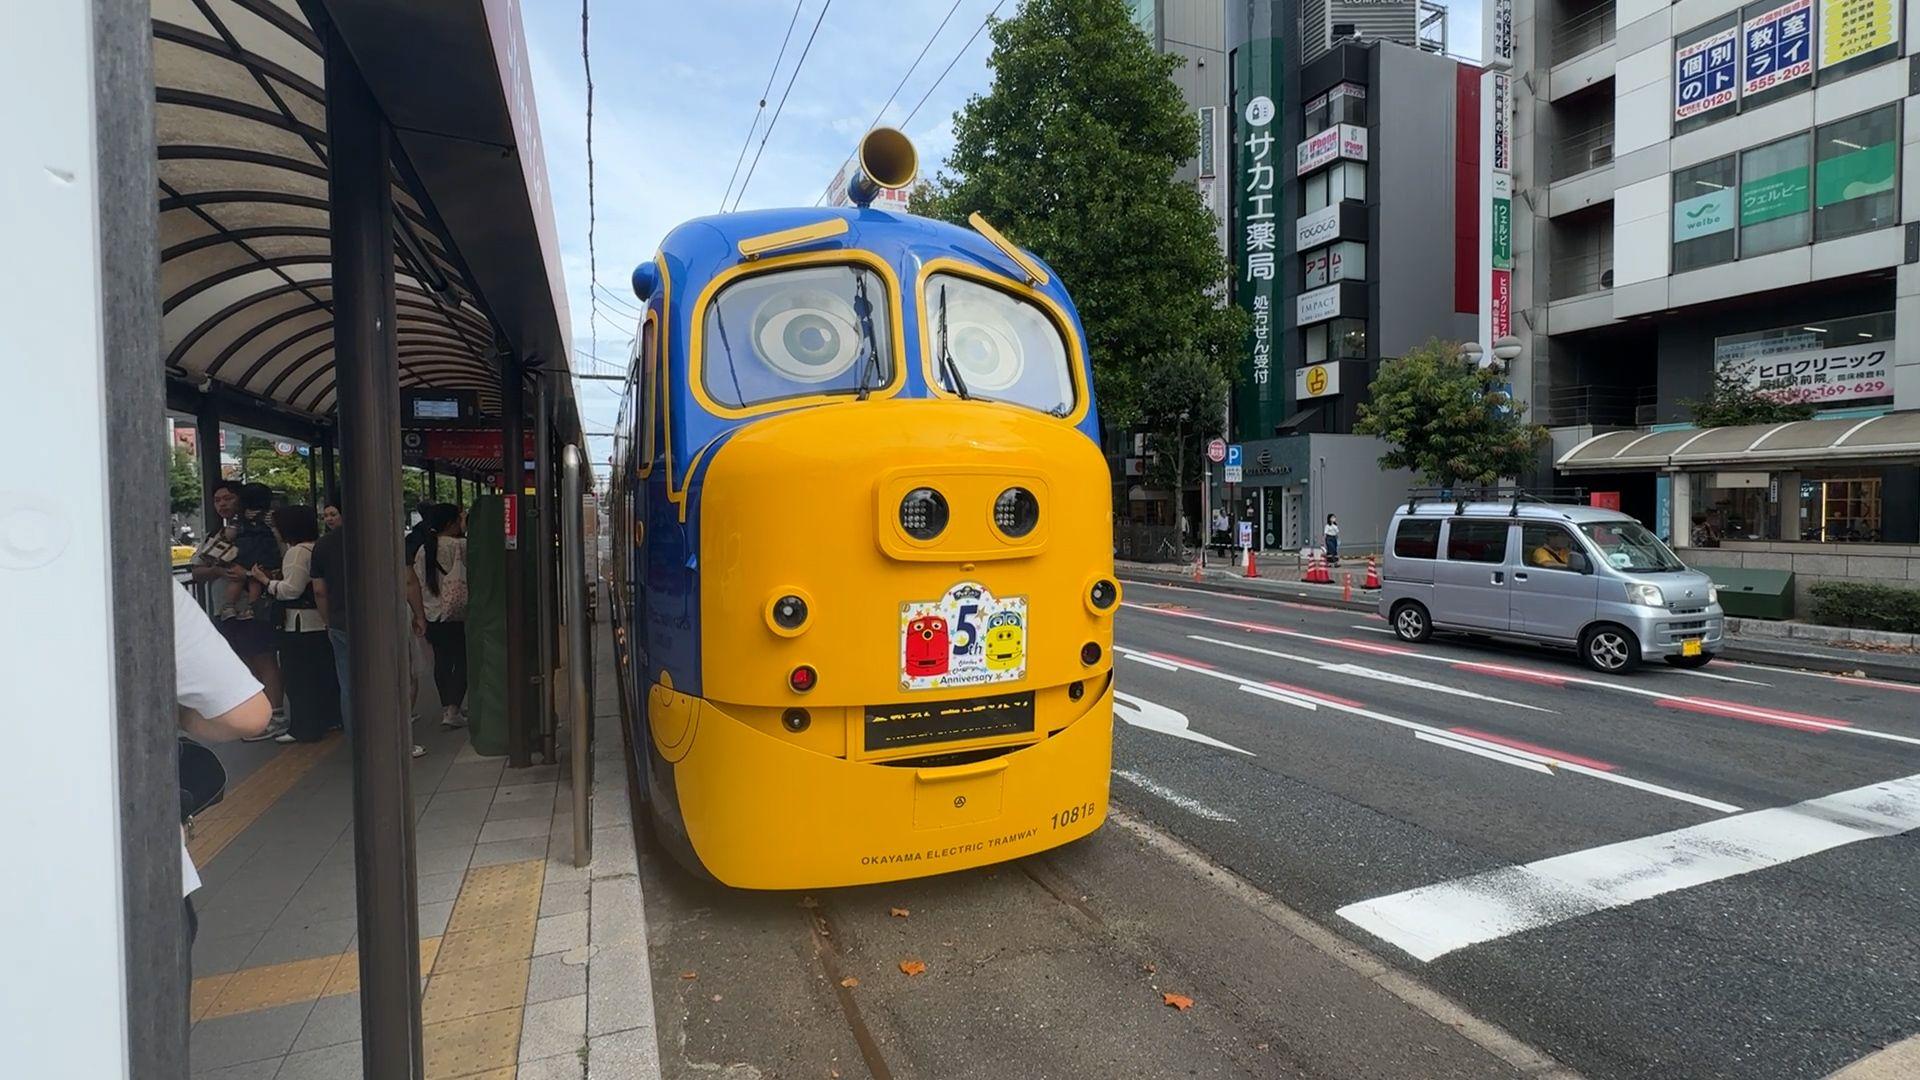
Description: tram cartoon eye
751,289,862,383
702,265,894,409
924,272,1074,415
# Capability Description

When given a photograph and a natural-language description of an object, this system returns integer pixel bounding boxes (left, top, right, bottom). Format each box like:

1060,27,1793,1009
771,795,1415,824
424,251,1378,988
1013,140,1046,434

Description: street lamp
1493,335,1524,364
1457,341,1484,366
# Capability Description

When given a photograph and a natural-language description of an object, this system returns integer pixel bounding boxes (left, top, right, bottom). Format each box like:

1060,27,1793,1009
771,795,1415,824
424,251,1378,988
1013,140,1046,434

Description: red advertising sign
1490,269,1512,338
504,494,519,551
1589,491,1623,511
424,429,534,461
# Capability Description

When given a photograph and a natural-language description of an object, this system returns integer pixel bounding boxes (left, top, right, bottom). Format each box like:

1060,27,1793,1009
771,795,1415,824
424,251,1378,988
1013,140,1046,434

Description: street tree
1137,352,1229,509
170,447,202,515
1682,366,1816,427
1355,339,1546,487
914,0,1243,431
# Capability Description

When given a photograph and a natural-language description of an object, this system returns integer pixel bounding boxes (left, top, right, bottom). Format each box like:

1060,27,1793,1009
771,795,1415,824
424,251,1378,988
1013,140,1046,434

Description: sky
521,0,1484,461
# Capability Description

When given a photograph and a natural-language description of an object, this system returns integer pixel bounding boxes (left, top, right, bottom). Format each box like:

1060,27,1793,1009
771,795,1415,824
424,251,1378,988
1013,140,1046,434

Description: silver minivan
1377,500,1723,673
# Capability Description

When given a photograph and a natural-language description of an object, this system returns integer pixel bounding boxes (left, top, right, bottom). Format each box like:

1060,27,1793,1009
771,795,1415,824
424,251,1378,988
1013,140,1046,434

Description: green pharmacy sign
1491,198,1512,270
1233,32,1286,442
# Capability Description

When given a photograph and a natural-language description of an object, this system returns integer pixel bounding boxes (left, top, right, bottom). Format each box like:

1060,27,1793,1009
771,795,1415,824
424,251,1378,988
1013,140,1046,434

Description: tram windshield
926,272,1074,416
702,264,892,409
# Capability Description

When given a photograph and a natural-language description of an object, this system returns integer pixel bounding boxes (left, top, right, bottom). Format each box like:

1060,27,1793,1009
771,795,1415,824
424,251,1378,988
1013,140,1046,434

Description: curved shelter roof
1557,411,1920,471
151,0,575,430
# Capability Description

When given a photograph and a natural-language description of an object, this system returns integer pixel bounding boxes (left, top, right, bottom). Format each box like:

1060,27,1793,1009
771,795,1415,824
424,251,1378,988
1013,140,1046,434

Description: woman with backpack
250,504,339,741
414,503,470,729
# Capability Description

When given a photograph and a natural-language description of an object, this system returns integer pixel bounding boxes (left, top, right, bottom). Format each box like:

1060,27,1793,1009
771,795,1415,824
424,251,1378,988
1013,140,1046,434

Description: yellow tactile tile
420,958,530,1025
460,1069,516,1080
201,953,341,1021
445,859,546,934
421,1007,522,1079
325,937,443,997
431,919,537,975
189,972,231,1023
187,736,341,866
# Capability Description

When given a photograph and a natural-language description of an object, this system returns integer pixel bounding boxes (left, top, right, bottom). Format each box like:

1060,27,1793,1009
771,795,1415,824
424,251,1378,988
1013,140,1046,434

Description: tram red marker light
789,665,817,693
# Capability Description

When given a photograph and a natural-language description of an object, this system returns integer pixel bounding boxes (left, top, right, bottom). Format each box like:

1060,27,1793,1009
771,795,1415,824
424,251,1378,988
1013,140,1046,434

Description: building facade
1515,0,1920,597
1225,3,1473,552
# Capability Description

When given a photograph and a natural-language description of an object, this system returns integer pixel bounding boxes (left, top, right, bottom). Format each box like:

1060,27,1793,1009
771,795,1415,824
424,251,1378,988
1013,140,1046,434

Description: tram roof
153,0,576,436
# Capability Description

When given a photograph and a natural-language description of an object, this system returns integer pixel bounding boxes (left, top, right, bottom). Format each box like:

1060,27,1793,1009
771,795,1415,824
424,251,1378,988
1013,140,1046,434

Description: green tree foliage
1136,353,1229,495
1681,366,1816,427
914,0,1244,428
237,436,314,505
170,447,203,515
1355,339,1547,487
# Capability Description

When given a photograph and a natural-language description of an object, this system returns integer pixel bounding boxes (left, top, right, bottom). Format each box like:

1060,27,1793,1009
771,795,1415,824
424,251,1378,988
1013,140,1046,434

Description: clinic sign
1234,26,1286,441
1296,124,1368,175
1676,26,1739,121
1720,339,1893,402
1744,0,1814,94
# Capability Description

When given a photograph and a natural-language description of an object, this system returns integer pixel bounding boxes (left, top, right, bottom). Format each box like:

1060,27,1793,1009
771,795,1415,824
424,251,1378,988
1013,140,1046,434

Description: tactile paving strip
420,958,530,1025
421,857,546,1078
432,919,537,975
202,953,341,1021
421,1006,523,1078
323,937,443,998
445,859,546,934
187,736,340,867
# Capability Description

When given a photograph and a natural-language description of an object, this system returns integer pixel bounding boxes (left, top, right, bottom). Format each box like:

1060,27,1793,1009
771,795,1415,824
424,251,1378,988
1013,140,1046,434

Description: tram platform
185,631,660,1080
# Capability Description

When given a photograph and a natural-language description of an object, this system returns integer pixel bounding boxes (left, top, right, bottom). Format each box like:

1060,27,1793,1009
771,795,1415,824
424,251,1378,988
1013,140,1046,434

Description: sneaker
411,744,427,759
273,732,297,744
242,721,287,743
440,706,467,730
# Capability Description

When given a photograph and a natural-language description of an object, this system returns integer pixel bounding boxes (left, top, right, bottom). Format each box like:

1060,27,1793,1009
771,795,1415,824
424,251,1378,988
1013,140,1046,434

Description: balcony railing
1545,384,1654,427
1551,1,1617,64
1549,248,1614,300
1550,120,1615,181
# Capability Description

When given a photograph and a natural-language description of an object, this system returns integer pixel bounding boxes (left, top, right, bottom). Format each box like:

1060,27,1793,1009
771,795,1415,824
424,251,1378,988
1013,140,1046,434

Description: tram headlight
899,487,948,540
993,487,1040,538
1086,577,1119,616
766,591,811,636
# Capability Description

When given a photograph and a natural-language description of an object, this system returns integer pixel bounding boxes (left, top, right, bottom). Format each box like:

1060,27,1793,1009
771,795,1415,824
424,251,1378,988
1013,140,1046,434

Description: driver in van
1529,531,1573,569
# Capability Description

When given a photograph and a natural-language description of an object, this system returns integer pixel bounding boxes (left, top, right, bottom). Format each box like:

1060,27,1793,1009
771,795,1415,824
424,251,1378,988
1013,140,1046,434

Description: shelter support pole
535,375,557,762
426,460,438,501
325,26,424,1080
455,471,464,507
322,436,338,504
502,352,531,767
196,402,222,537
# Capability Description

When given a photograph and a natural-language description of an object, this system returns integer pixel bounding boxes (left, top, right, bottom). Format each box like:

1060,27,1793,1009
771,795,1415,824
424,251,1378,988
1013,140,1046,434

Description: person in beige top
413,503,471,729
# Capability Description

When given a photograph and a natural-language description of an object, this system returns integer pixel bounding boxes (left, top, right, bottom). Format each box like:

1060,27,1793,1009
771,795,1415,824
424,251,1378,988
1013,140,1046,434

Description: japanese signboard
1819,0,1897,68
1483,0,1515,70
1491,197,1512,271
1740,163,1810,226
1296,205,1340,250
1303,244,1360,289
1490,269,1512,338
1489,74,1512,172
1295,363,1341,400
1297,285,1342,326
1296,124,1368,176
1720,340,1893,402
1234,30,1285,441
1743,0,1814,94
1813,137,1896,206
1675,26,1739,121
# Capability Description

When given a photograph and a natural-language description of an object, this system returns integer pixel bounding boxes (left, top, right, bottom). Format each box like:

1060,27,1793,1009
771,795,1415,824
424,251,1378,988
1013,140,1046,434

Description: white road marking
1116,643,1741,814
1414,731,1553,775
1113,691,1255,756
1125,605,1920,748
1720,659,1920,696
1113,769,1236,822
1124,654,1179,672
1337,772,1920,962
1663,666,1770,686
1350,624,1398,636
1320,662,1554,713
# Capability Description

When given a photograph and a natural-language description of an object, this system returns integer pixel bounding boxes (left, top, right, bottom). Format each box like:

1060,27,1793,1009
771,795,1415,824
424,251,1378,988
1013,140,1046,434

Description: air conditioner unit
1590,144,1614,168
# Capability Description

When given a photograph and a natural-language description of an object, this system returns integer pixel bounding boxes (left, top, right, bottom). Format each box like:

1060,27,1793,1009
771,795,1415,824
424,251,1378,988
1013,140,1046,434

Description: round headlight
1088,579,1118,611
993,487,1040,538
899,487,948,540
771,594,808,631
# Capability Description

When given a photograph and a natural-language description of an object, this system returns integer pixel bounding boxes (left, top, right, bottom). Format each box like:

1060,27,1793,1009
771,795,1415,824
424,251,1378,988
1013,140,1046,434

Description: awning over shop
1557,411,1920,471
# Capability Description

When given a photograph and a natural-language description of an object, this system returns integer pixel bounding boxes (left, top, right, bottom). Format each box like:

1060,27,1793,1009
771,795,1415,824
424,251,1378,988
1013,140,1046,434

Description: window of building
1738,133,1810,256
1304,318,1365,365
1328,83,1366,127
1445,519,1509,563
1805,472,1884,542
1305,321,1327,365
1393,519,1440,559
1674,14,1740,135
1713,312,1894,407
1304,95,1328,138
1673,155,1738,271
1690,472,1779,544
1814,106,1898,242
1303,161,1366,212
1303,241,1365,289
1674,4,1891,134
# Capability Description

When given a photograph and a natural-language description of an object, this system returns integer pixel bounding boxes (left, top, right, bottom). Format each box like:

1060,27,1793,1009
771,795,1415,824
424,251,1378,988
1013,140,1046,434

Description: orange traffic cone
1246,547,1260,579
1364,554,1381,589
1342,572,1353,602
1192,557,1204,582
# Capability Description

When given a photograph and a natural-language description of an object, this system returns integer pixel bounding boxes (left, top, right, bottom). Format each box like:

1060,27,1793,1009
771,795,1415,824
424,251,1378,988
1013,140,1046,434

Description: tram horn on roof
847,127,918,207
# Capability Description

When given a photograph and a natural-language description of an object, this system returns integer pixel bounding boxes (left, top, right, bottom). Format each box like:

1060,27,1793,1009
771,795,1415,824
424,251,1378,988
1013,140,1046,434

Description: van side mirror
1566,551,1591,574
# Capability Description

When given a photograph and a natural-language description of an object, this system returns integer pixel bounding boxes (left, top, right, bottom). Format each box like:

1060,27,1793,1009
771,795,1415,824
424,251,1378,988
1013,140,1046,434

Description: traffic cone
1364,554,1381,590
1192,557,1204,582
1342,572,1353,602
1313,552,1334,585
1246,547,1260,579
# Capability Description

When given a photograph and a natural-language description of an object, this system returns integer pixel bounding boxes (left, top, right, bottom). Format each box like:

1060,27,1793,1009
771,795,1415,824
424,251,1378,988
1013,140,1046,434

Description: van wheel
1391,601,1432,643
1580,624,1640,673
1665,653,1714,669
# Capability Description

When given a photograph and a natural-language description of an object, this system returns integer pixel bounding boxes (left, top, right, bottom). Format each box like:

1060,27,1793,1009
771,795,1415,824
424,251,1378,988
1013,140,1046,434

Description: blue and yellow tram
609,130,1118,889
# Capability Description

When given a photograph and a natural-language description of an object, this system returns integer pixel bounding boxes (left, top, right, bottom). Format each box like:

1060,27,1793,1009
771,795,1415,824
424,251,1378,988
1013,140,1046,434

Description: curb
1117,569,1920,685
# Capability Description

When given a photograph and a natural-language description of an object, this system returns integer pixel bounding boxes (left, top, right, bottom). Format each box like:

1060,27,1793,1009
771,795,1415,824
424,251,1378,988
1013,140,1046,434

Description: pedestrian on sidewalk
414,503,470,729
1323,513,1341,568
311,500,427,758
251,504,339,742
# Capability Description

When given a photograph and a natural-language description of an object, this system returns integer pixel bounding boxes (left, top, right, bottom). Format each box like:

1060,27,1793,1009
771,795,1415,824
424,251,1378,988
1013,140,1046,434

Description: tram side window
1392,519,1440,559
1445,520,1509,563
640,316,658,466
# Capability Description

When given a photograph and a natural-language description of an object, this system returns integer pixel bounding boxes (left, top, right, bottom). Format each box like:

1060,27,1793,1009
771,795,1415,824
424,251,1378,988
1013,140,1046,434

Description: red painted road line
1148,650,1215,670
1264,680,1367,709
1451,661,1568,688
1658,697,1847,732
1835,674,1920,695
1449,727,1617,772
1332,637,1418,656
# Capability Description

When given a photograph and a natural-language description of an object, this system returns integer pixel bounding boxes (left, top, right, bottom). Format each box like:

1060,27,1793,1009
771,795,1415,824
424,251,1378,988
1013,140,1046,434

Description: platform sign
503,493,519,550
1207,438,1227,463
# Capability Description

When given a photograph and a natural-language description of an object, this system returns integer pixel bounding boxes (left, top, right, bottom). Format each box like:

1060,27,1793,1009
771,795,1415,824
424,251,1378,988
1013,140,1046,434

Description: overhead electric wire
897,0,1009,133
814,0,968,207
582,0,606,391
730,0,836,212
721,0,807,212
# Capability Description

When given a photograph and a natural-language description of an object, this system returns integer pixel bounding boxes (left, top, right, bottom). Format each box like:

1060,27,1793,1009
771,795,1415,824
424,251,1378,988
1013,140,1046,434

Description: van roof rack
1402,486,1588,519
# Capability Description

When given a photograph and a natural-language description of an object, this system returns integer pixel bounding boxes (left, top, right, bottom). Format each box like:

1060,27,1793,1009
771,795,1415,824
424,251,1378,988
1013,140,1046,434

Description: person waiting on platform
1528,530,1574,569
414,503,471,730
251,505,339,742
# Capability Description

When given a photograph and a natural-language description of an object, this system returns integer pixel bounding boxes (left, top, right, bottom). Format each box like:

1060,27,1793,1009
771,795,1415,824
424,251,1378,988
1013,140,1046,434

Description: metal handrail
1550,120,1615,181
1551,0,1617,64
1549,249,1614,299
561,443,594,868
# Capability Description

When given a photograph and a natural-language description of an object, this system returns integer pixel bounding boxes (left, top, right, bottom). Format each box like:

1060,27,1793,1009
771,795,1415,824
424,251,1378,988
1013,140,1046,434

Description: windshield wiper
852,273,885,401
937,283,971,400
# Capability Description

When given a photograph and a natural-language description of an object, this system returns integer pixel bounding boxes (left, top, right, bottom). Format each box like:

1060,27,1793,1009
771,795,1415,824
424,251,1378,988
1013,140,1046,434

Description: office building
1514,0,1920,600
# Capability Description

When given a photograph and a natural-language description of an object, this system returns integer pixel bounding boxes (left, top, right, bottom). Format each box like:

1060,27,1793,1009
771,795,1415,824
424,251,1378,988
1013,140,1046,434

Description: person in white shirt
1323,513,1341,567
173,581,270,976
250,505,339,742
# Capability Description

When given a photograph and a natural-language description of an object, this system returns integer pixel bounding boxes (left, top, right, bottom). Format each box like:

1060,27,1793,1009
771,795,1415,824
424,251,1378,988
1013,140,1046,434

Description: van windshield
1578,520,1684,572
